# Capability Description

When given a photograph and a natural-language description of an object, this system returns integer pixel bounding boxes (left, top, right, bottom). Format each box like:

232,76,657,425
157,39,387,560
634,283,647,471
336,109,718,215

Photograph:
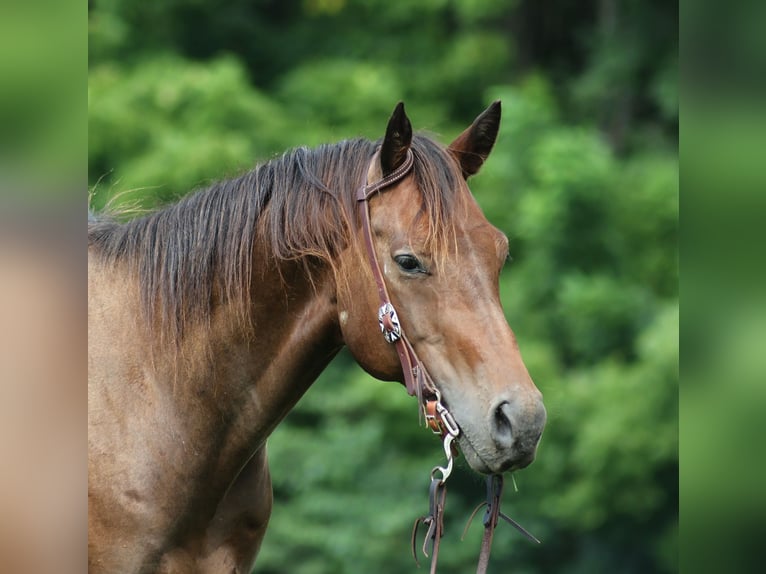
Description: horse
88,101,546,573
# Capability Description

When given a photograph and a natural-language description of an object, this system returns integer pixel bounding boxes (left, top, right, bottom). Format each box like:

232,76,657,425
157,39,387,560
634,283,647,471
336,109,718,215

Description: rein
355,150,539,572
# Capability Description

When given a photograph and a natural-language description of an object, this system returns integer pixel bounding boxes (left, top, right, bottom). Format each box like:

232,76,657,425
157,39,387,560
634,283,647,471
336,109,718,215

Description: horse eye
394,254,424,273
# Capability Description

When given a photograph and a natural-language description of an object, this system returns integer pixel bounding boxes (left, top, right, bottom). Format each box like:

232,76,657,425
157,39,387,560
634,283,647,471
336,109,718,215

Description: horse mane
88,134,464,347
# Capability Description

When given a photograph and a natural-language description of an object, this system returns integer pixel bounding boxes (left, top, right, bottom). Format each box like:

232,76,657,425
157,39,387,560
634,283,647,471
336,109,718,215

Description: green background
88,1,678,572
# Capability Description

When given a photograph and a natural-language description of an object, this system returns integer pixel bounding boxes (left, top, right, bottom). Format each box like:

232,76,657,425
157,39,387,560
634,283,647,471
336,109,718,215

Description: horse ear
380,101,413,176
448,100,501,178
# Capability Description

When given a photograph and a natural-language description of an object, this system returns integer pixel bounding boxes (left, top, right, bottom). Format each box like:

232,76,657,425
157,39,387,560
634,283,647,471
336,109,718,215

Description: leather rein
355,149,539,572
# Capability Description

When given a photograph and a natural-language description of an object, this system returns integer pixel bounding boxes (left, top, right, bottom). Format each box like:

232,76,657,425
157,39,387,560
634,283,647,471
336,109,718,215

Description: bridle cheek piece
356,148,538,573
355,149,453,435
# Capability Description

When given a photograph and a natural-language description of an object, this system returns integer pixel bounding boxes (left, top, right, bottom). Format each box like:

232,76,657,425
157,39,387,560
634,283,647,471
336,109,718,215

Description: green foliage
88,1,677,572
89,55,293,209
276,60,405,137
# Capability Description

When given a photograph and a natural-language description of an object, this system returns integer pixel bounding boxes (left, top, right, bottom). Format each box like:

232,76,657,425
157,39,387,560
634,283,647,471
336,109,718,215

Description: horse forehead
382,177,480,226
375,181,497,250
456,221,508,264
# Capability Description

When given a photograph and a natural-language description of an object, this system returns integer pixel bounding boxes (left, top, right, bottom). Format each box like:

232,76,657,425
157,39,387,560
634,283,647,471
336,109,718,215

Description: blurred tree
89,55,295,209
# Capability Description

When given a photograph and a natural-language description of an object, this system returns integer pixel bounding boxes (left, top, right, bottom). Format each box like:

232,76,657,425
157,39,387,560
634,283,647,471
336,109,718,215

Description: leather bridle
355,148,539,573
356,149,458,441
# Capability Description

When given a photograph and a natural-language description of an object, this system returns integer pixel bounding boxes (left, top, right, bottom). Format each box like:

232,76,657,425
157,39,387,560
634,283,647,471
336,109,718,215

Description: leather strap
477,474,503,574
355,150,442,415
411,478,448,574
463,475,542,573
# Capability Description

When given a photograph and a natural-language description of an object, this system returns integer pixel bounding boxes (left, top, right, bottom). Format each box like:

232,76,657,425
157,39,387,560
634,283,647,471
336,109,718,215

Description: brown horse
88,102,546,573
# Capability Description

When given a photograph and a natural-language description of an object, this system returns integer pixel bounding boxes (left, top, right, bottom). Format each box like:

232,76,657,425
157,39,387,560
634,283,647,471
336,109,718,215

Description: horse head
337,102,546,474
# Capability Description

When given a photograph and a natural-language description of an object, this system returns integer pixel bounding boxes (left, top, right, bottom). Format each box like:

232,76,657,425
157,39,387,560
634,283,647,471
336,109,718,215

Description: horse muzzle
457,395,547,474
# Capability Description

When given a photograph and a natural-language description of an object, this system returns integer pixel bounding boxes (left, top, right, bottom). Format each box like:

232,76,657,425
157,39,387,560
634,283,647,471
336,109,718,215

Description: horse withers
88,101,546,573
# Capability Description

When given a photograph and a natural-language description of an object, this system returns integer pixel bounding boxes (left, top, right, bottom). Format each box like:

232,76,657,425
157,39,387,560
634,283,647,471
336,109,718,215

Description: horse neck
165,253,343,469
239,256,344,433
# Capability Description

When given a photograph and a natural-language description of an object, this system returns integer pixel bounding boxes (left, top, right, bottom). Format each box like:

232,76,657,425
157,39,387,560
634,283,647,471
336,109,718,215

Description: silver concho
378,302,402,343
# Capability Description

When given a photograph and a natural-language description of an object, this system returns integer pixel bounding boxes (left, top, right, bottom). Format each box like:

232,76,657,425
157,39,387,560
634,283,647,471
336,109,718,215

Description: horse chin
455,434,495,475
456,432,537,475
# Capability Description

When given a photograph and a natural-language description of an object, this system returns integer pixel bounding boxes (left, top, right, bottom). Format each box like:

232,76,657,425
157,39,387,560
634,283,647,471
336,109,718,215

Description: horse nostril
492,401,514,446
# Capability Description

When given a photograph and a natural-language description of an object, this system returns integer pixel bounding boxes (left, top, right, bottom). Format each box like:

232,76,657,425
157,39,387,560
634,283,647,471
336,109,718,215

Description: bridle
355,149,539,572
356,150,457,445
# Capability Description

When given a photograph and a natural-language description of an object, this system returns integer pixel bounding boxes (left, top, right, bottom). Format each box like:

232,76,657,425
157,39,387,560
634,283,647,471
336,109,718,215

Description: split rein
356,150,539,572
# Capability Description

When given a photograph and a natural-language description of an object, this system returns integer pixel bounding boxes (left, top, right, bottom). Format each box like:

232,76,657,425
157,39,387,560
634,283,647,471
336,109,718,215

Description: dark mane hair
88,134,464,346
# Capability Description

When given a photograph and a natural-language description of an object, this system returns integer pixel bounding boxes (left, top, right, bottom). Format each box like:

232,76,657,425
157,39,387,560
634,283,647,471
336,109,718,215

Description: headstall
355,148,538,573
